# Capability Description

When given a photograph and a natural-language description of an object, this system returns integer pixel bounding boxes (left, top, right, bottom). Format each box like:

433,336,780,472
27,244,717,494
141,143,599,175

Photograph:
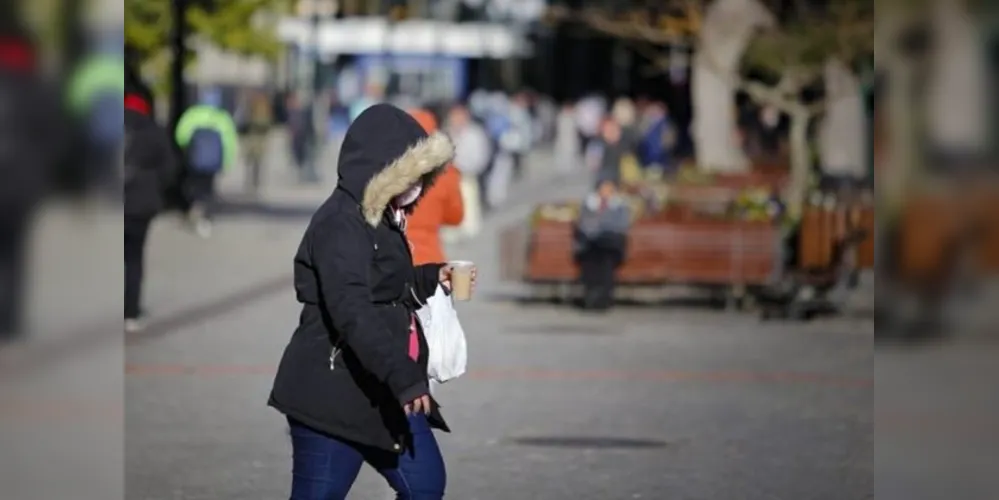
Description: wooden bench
516,218,779,287
799,204,869,266
501,167,790,298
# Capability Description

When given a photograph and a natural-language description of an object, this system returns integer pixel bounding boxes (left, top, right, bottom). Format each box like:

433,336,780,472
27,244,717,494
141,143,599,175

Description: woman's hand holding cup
439,261,476,301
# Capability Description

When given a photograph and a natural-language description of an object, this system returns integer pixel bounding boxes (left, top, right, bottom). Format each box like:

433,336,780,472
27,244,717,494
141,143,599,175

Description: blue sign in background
355,54,467,101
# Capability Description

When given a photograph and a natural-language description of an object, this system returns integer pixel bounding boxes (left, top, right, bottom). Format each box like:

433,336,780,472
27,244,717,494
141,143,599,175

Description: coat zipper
329,343,342,371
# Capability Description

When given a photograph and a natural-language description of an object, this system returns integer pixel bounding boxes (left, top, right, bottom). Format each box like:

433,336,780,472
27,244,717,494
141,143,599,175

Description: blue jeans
288,415,446,500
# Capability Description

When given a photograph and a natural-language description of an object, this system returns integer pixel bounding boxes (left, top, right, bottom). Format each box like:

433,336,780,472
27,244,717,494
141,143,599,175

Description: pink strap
408,315,419,361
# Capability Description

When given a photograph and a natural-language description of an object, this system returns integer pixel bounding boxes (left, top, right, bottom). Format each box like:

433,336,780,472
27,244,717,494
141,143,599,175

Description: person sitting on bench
573,176,632,311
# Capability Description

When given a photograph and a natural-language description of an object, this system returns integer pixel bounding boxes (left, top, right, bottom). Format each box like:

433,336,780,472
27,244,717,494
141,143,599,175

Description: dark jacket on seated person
573,191,631,264
573,185,631,310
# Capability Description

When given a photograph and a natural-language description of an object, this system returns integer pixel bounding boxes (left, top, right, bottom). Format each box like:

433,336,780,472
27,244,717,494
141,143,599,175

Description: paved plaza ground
1,146,883,499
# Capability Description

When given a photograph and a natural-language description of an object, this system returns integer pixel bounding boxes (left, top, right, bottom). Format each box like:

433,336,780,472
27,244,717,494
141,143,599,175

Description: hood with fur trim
336,103,455,226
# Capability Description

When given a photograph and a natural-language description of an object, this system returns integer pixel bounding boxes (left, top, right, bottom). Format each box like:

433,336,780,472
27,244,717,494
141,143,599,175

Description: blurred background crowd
2,0,999,498
19,0,991,338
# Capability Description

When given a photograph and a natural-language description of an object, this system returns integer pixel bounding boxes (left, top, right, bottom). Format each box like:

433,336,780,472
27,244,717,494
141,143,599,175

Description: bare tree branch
581,10,693,45
545,1,870,118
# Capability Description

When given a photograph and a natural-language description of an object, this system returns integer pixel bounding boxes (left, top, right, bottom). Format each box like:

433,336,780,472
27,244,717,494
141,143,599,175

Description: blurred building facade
270,0,704,104
276,0,539,107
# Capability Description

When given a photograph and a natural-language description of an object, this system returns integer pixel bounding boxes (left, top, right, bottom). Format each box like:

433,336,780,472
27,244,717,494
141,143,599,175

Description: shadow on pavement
507,436,671,449
128,274,291,344
0,275,292,379
482,290,728,310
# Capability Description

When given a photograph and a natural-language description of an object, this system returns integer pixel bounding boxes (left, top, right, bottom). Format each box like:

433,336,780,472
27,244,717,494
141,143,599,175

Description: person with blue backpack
66,49,125,197
175,91,238,238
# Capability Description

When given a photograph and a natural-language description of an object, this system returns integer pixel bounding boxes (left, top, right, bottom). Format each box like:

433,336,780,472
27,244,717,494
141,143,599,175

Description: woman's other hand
404,394,431,416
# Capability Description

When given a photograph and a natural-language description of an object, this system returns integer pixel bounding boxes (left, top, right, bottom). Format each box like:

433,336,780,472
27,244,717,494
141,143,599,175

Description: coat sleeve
412,263,444,304
312,215,428,403
441,167,465,226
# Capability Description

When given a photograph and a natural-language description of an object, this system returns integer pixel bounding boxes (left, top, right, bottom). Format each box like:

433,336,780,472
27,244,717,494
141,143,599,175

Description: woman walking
269,104,467,500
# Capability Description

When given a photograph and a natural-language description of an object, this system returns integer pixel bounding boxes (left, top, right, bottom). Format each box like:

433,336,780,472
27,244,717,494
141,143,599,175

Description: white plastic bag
415,285,467,385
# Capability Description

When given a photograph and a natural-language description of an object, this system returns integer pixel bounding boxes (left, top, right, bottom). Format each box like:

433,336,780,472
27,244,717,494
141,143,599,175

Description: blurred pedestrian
445,104,490,239
554,102,581,174
327,92,349,143
467,89,489,120
0,27,67,347
505,92,533,182
175,91,239,238
349,82,383,123
638,102,676,176
123,87,178,333
575,93,605,158
269,104,466,499
286,91,318,183
534,95,557,144
611,97,637,131
406,108,464,264
596,118,625,183
573,177,631,311
482,97,512,211
611,97,644,182
487,149,515,208
241,91,274,195
67,49,126,197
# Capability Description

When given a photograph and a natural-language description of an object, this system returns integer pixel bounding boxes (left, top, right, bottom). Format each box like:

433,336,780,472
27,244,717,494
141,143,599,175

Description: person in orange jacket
406,109,465,265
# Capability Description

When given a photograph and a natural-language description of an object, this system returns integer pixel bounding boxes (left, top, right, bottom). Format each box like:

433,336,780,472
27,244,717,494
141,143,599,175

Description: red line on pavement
0,399,124,421
124,364,871,388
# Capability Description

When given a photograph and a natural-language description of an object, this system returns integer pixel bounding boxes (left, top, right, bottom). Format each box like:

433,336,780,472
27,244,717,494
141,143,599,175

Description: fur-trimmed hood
336,104,455,226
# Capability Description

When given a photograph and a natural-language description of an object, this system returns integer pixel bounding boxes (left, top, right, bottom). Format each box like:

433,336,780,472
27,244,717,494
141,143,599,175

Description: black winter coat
269,104,455,452
124,109,178,218
0,66,67,212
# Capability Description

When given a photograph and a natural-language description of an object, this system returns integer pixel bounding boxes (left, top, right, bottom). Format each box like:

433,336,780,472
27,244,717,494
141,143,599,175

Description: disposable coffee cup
448,260,475,301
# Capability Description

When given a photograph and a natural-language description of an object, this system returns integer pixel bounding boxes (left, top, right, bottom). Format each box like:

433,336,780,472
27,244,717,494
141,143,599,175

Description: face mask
394,184,423,208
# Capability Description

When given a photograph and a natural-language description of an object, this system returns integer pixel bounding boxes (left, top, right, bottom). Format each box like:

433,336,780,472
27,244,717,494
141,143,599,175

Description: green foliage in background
188,0,288,58
124,0,170,60
742,0,874,81
125,0,290,64
19,0,60,54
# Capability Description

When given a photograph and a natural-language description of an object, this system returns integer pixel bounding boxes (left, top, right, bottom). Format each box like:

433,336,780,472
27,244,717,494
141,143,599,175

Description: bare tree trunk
169,0,190,134
876,6,923,213
787,108,812,219
926,0,988,158
692,0,774,173
60,0,85,71
884,59,918,211
818,58,866,179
